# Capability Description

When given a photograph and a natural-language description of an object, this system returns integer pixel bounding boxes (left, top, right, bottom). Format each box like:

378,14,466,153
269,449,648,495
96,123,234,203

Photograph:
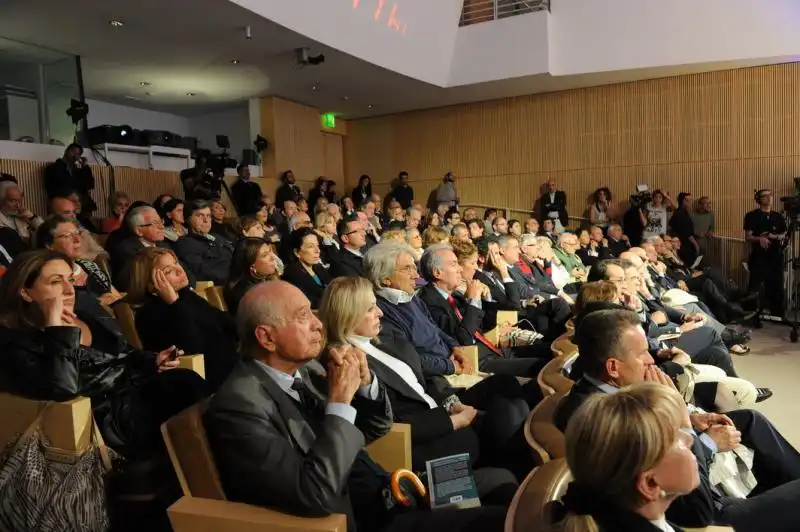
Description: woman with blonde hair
422,225,449,248
552,382,700,532
318,276,521,501
314,211,339,266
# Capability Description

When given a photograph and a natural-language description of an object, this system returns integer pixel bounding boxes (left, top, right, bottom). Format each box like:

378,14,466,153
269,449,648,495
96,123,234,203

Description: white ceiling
0,0,786,119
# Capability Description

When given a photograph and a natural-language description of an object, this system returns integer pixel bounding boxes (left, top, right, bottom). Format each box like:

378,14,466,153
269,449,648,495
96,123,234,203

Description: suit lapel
368,355,428,405
248,360,317,454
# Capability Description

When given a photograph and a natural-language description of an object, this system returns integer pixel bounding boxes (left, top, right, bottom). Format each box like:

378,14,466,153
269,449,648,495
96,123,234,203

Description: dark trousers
687,276,736,323
458,375,534,480
720,479,800,532
675,325,737,377
523,297,571,341
748,252,785,316
384,505,507,532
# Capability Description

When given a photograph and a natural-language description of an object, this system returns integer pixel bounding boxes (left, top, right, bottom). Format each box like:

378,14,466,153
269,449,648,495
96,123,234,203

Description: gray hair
364,241,417,290
643,235,662,244
237,281,287,358
289,213,311,230
496,234,517,249
420,243,452,282
0,181,20,199
608,223,622,232
519,233,538,246
127,205,156,230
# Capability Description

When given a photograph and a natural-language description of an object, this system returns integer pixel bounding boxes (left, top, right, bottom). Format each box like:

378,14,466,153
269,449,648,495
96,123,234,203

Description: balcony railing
459,0,549,26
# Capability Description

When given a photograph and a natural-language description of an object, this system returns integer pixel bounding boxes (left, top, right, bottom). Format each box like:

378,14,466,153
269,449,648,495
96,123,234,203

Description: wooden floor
734,322,800,448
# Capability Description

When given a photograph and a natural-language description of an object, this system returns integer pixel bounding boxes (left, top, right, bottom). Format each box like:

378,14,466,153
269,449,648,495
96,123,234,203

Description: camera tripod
755,213,800,342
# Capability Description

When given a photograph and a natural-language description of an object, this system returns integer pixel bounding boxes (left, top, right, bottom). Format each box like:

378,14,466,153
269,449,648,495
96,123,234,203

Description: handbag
0,402,113,532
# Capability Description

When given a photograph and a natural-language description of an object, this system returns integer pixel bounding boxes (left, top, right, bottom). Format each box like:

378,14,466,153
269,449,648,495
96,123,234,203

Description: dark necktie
291,377,324,418
446,295,504,357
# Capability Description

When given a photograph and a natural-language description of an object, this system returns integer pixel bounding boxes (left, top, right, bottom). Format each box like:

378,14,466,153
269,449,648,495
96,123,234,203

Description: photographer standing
180,151,220,201
44,143,96,215
622,198,647,246
744,189,787,318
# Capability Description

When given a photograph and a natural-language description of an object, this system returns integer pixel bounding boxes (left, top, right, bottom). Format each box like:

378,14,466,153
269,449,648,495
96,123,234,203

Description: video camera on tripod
779,177,800,220
181,136,237,201
629,184,652,208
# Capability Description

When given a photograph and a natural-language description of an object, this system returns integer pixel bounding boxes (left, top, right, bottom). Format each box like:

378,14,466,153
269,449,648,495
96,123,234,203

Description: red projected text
353,0,407,35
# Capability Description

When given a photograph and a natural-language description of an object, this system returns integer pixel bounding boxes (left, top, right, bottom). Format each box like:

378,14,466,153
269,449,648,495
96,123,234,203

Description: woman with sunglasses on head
224,237,282,315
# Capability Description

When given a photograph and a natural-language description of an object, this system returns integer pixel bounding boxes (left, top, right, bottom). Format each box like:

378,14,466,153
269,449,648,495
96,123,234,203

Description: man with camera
181,151,223,201
44,143,96,216
744,189,787,318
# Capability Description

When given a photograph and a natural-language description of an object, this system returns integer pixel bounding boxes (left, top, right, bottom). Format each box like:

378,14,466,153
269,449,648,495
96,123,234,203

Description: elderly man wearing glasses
173,199,235,285
110,204,171,285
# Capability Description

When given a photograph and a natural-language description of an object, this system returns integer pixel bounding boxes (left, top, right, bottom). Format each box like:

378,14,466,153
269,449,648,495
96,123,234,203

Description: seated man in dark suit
496,235,571,339
418,243,548,380
555,308,800,532
329,216,366,278
603,223,631,258
110,205,172,286
173,200,234,285
204,281,506,532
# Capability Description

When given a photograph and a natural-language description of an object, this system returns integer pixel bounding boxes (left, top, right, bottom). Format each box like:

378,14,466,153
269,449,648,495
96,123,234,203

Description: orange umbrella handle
389,469,427,506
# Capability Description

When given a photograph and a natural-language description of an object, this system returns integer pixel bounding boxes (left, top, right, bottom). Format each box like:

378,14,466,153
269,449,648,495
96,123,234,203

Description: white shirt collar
345,246,362,257
376,286,414,304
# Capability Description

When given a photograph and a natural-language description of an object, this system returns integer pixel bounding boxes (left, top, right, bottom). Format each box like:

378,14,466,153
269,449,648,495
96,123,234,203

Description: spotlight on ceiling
140,81,150,87
186,92,197,97
231,59,240,65
109,20,124,27
66,99,89,125
367,104,374,110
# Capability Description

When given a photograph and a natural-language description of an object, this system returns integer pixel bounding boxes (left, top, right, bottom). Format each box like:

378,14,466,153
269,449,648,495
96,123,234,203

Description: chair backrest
113,301,143,349
504,458,572,532
161,399,227,500
550,333,577,358
205,286,227,312
524,391,566,465
537,354,575,397
194,281,213,301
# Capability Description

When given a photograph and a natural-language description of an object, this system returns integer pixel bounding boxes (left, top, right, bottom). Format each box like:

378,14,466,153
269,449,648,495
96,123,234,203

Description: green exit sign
321,113,336,128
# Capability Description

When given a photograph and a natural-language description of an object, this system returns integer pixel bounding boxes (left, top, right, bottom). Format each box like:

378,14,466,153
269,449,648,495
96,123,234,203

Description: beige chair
163,401,411,532
114,301,143,349
550,333,577,358
194,281,213,301
504,458,571,532
204,286,228,312
0,393,93,452
524,391,566,465
484,310,518,346
537,354,576,397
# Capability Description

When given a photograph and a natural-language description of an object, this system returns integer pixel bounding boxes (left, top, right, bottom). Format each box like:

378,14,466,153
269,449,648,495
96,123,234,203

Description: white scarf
348,335,437,408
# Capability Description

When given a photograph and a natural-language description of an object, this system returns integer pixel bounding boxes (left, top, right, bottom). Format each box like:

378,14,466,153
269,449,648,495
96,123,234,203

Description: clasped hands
327,344,372,405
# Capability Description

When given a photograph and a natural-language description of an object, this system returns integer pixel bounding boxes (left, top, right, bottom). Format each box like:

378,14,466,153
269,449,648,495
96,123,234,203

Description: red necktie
447,295,504,357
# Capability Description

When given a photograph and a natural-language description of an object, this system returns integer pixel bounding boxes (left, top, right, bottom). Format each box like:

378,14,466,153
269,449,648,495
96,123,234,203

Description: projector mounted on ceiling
294,47,325,67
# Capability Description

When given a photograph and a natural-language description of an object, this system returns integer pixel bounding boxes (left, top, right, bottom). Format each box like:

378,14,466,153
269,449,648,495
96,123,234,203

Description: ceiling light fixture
311,83,320,92
230,59,240,65
109,20,124,27
186,92,197,97
367,104,374,110
139,81,150,87
342,96,349,101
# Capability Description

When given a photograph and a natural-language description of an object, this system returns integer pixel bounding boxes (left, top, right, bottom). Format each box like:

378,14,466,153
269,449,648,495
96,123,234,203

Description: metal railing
459,0,549,26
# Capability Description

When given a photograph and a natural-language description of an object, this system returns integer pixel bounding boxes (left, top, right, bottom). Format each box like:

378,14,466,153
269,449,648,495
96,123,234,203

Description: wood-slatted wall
345,63,800,281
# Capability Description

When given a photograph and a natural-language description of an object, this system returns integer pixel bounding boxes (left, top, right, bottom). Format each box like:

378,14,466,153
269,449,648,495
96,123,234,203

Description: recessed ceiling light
342,96,349,101
145,92,152,96
186,92,197,96
139,81,150,87
230,59,240,65
367,104,374,110
311,83,320,92
109,20,124,27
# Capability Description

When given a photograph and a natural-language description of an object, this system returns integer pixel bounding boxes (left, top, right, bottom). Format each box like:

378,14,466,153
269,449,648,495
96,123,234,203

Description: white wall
187,104,251,157
549,0,800,75
448,11,549,86
230,0,464,86
85,99,191,136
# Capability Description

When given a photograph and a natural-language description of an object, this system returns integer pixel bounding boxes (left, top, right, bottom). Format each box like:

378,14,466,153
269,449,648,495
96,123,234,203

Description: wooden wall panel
270,98,325,192
345,63,800,281
323,132,345,187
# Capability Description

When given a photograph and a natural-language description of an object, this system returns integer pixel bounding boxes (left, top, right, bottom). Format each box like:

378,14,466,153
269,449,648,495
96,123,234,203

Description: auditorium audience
224,237,281,314
0,250,207,458
467,219,484,240
110,204,171,285
508,219,522,238
281,227,331,309
553,232,588,284
692,196,716,256
44,143,96,216
435,172,459,207
405,228,424,260
604,222,631,257
314,211,340,266
670,192,700,266
422,225,449,248
231,164,262,216
556,308,800,532
588,186,614,230
550,383,700,532
643,189,674,241
173,199,234,285
539,218,558,244
274,170,303,209
426,211,442,229
101,191,130,233
203,280,507,532
36,216,121,307
352,174,372,206
390,171,414,209
491,216,508,236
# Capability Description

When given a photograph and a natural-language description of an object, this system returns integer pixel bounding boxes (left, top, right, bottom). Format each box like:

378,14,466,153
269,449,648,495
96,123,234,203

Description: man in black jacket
329,217,366,278
538,178,568,231
111,205,172,286
44,143,96,215
556,308,800,532
275,170,303,209
390,171,414,209
204,281,506,532
231,164,262,216
418,243,548,381
173,200,233,285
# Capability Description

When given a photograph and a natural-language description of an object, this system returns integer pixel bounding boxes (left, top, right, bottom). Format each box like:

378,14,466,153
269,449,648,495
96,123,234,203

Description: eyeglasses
55,231,81,240
397,265,418,275
193,213,212,220
138,220,164,228
345,228,365,236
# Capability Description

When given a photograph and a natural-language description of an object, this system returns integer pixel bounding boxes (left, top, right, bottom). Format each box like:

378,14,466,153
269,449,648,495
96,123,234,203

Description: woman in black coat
0,250,208,459
351,174,372,207
224,237,282,315
127,247,238,391
280,227,331,309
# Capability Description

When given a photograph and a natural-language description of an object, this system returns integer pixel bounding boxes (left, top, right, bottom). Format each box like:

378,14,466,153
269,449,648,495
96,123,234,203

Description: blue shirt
254,360,379,425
